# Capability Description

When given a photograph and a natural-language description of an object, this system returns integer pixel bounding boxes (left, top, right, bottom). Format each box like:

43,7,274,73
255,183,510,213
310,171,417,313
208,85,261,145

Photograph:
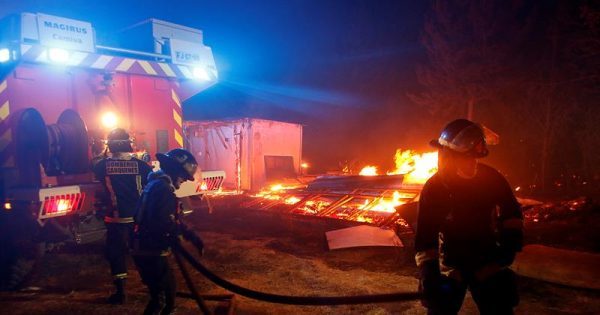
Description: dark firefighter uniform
93,128,153,304
132,148,203,315
415,119,523,315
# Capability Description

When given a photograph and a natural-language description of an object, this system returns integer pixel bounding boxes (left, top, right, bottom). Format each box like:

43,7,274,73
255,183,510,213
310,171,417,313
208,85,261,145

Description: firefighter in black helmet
132,148,204,315
415,119,523,315
93,128,153,304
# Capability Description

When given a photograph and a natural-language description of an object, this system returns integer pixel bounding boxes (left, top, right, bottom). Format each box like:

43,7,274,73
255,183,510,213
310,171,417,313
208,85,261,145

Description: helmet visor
438,123,486,153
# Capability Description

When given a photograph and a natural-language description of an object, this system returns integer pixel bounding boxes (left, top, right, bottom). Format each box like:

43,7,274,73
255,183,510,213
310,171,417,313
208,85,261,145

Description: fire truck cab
0,12,218,289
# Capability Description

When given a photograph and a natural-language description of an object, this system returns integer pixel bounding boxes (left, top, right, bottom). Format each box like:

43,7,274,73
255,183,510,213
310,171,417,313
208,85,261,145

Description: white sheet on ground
326,225,403,250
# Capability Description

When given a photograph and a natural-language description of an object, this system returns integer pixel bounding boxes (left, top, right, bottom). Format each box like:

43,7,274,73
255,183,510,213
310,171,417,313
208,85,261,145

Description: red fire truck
0,12,218,289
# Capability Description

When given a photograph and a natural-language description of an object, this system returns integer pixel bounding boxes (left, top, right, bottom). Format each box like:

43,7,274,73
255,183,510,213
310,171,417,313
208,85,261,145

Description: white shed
185,118,303,191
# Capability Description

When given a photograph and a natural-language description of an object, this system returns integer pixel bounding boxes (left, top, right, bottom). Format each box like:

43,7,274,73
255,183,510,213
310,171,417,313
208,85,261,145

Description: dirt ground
0,203,599,314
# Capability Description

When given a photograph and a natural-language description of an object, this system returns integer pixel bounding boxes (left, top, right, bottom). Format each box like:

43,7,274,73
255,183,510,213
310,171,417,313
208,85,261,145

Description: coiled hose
173,242,422,306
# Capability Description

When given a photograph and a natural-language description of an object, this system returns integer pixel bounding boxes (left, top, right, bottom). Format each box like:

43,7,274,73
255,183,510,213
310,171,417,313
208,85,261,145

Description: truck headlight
193,66,211,81
48,48,70,64
101,111,118,129
0,48,10,63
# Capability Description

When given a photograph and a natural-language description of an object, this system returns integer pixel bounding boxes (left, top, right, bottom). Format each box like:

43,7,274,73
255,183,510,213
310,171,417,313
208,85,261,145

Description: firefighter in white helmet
93,128,153,304
415,119,523,314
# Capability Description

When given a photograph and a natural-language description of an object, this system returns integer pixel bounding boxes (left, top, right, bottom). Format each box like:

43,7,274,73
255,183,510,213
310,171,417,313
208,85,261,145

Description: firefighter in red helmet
93,128,153,304
415,119,523,315
132,148,204,315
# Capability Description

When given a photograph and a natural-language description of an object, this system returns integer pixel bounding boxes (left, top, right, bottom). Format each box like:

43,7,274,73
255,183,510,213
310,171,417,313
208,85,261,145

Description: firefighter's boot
108,278,127,305
143,301,161,315
143,290,163,315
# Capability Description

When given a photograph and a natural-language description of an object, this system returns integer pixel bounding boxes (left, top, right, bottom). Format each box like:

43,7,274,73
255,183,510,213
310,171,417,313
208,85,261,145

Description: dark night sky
0,0,429,171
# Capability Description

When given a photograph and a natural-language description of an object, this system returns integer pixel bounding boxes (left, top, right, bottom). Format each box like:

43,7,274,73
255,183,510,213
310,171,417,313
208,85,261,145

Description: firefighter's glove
418,259,442,307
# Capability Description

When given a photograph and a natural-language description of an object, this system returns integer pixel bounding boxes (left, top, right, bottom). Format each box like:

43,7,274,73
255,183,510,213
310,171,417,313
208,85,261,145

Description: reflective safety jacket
93,153,153,223
414,163,523,279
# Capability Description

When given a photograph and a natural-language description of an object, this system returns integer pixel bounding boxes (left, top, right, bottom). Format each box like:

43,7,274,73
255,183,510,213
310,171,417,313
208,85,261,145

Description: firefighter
132,148,204,315
415,119,523,315
93,128,153,304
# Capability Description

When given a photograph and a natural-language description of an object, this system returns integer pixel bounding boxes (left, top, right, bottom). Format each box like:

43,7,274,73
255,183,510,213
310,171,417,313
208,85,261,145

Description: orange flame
284,196,301,204
359,149,438,185
251,183,305,200
359,166,379,176
388,150,438,184
358,191,407,213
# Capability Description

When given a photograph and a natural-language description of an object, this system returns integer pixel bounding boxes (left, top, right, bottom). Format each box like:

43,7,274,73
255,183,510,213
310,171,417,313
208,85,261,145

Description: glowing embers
41,193,85,218
251,183,306,201
290,196,334,215
286,193,400,226
284,196,301,205
357,191,410,213
358,149,438,185
248,187,420,227
244,151,429,227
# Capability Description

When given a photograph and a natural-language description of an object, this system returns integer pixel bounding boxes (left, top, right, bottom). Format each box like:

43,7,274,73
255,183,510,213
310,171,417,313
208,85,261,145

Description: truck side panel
130,75,182,154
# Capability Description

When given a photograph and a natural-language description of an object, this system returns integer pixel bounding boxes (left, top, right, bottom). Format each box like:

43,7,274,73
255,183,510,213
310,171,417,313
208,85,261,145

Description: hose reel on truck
45,109,90,176
8,107,91,188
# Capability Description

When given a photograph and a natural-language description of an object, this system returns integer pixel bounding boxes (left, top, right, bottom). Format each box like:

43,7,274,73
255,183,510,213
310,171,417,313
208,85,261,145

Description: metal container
185,118,303,191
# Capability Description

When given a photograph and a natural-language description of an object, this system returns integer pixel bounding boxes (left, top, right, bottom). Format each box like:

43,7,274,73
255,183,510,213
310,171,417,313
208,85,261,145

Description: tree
516,1,600,192
412,0,600,195
409,0,537,185
570,2,600,188
410,0,530,123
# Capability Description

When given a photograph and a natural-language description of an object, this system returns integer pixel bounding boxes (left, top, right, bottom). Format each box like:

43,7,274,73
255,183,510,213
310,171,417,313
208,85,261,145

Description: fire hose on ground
171,241,422,312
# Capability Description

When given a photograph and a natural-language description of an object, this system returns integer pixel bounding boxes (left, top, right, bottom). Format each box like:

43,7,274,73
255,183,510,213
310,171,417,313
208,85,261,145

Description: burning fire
284,196,301,204
359,149,438,185
359,166,378,176
251,183,306,201
359,191,404,213
247,149,432,228
269,184,287,191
